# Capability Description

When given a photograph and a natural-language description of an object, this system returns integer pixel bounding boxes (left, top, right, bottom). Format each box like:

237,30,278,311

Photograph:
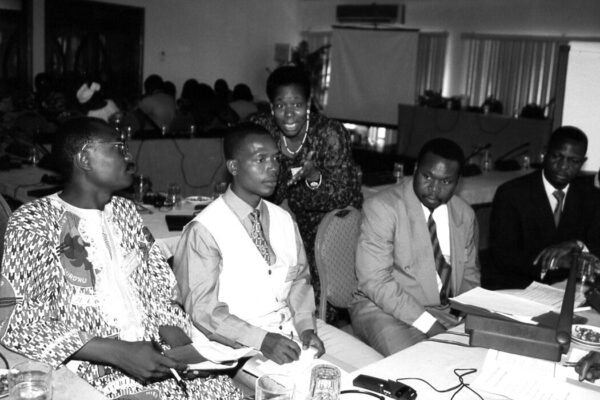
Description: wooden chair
314,206,361,332
0,194,12,262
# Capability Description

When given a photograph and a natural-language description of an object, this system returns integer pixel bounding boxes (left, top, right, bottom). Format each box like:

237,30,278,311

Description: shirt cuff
412,312,437,334
294,313,316,336
236,326,268,351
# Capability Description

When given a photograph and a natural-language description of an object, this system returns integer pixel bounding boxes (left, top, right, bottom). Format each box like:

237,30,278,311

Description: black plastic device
352,374,417,400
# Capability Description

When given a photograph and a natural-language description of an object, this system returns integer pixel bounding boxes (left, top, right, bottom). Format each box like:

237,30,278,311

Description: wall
32,0,302,100
300,0,600,97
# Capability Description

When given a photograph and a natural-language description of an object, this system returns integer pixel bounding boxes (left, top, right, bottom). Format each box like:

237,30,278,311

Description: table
340,297,600,400
0,345,106,399
0,165,59,204
141,201,198,257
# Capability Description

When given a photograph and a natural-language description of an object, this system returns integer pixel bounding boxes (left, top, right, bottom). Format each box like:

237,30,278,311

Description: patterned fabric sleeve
1,215,89,367
113,198,192,336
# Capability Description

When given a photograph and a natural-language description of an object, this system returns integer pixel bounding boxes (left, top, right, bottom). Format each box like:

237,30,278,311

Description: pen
151,338,188,397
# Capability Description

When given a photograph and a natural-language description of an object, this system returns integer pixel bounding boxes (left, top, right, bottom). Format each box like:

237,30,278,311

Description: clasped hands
287,150,320,186
259,329,325,365
535,240,600,279
575,351,600,382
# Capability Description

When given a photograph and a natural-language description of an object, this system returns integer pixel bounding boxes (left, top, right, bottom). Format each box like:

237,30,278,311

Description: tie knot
250,209,261,221
553,189,565,202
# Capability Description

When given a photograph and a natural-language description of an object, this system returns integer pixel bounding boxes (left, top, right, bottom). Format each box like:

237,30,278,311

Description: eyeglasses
547,152,585,167
80,140,131,158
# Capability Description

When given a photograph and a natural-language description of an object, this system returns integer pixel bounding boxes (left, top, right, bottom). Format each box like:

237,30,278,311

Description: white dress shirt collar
541,171,570,212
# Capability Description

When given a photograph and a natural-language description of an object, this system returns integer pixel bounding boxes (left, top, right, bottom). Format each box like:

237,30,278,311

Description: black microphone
353,374,417,400
462,143,492,177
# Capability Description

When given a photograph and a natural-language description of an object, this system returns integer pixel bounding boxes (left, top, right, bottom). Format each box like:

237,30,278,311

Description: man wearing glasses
485,126,600,289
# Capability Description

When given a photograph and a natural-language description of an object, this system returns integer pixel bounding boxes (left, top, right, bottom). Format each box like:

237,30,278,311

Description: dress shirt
173,188,314,350
413,203,451,334
542,172,570,214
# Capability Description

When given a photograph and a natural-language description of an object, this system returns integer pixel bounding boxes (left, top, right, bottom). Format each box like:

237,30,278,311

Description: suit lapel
402,180,440,303
529,171,556,238
447,197,465,294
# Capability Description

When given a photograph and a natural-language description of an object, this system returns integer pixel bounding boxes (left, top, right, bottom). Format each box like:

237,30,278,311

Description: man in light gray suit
350,138,480,356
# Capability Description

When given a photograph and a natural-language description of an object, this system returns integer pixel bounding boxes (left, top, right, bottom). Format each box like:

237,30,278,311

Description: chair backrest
0,194,12,262
314,206,361,320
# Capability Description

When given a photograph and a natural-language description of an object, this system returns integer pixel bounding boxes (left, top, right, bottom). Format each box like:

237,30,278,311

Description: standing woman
251,66,362,321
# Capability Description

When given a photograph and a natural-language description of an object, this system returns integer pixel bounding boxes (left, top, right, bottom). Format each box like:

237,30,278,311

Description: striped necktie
427,212,452,305
552,189,565,227
249,209,272,266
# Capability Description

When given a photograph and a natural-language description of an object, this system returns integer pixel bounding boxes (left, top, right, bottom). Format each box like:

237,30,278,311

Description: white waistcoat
196,198,299,335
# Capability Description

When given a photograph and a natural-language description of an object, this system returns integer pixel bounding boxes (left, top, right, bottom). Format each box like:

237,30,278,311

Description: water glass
481,149,492,172
167,183,181,208
133,174,151,203
309,364,340,400
8,361,52,400
213,181,228,199
255,374,294,400
393,162,404,183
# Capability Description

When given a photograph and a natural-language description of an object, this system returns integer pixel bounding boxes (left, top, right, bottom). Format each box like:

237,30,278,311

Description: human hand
535,240,582,278
425,306,461,328
260,332,301,364
575,351,600,382
113,341,187,384
287,150,319,186
299,329,325,358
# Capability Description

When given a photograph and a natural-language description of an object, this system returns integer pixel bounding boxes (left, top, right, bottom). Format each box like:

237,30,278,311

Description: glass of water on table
8,360,52,400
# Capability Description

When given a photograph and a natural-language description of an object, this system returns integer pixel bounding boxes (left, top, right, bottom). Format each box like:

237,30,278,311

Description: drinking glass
309,364,340,400
393,162,404,183
213,181,228,199
8,361,52,400
255,374,294,400
133,174,151,203
577,252,600,294
166,183,181,208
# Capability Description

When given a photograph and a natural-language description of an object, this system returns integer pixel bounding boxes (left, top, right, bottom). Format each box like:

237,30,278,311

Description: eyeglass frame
79,140,131,158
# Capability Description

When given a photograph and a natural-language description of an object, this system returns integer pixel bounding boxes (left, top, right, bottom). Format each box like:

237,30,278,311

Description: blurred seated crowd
0,72,265,150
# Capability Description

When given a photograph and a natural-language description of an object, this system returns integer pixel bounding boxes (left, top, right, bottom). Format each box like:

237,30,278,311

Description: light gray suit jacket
351,178,480,327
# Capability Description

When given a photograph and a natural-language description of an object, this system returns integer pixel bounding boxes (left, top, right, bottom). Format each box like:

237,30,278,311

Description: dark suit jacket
485,170,600,289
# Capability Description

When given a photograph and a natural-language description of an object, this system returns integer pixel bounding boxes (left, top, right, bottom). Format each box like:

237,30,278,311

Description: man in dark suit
485,126,600,289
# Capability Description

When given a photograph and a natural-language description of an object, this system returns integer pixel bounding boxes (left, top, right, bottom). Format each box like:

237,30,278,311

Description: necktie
249,209,272,266
553,189,565,227
427,212,452,305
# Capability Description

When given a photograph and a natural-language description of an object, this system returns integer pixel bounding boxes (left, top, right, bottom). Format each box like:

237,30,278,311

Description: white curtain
416,32,448,96
462,33,564,116
326,26,419,125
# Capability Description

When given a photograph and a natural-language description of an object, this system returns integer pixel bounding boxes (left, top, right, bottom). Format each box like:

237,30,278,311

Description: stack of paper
451,283,584,325
451,286,553,324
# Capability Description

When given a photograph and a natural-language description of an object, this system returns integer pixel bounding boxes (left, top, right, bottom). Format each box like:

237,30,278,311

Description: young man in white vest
173,122,382,369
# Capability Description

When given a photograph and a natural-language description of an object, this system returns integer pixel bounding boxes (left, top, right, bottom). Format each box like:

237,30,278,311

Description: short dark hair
223,122,271,160
52,117,116,176
417,138,466,172
547,126,588,153
144,74,164,95
266,65,311,102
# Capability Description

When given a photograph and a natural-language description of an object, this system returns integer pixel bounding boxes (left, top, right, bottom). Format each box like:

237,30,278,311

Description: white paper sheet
471,350,571,400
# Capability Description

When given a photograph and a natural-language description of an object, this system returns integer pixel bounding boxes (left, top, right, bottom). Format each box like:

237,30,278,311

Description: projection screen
325,26,419,125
